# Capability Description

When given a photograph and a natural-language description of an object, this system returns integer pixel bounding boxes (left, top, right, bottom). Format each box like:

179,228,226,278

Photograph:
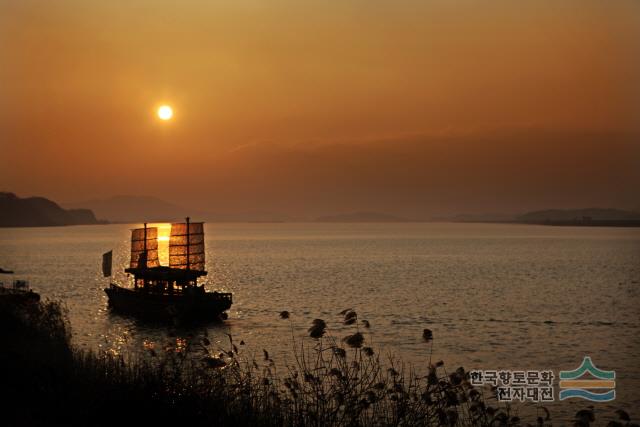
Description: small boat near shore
0,270,40,303
103,218,232,321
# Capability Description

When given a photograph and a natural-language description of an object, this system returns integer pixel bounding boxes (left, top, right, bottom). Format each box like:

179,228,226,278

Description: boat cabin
124,265,207,295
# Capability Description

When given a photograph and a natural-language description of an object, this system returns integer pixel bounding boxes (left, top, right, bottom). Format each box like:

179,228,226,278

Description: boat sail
130,226,159,269
104,218,232,321
169,220,205,270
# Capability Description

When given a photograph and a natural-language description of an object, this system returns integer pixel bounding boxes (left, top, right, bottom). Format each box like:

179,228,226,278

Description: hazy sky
1,0,639,217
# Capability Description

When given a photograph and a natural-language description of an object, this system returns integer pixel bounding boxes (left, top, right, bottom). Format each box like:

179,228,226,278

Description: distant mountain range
515,208,640,222
62,195,295,223
63,197,409,223
6,191,640,227
0,192,101,227
446,208,640,226
63,195,191,223
441,212,517,223
315,212,409,222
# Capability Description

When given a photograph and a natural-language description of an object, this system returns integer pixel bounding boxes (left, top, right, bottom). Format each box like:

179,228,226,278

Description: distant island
447,208,640,227
62,199,408,223
63,195,189,223
315,208,640,226
5,191,640,228
62,195,295,223
0,192,103,227
514,208,640,227
315,212,409,222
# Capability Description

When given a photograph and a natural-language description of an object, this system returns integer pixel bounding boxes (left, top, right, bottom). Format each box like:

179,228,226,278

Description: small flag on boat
102,250,113,277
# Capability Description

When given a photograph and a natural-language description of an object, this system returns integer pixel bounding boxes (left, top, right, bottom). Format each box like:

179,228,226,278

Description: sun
157,105,173,121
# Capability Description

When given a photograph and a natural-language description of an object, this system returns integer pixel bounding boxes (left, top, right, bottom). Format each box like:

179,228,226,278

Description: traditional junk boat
104,218,232,321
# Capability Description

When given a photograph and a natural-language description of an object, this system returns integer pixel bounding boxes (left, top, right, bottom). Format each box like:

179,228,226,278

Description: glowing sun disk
157,105,173,120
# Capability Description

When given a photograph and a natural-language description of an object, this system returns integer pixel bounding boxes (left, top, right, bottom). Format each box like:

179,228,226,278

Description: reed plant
0,298,635,427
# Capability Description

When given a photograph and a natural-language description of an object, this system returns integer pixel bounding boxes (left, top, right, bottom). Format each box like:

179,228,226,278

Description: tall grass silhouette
1,298,634,426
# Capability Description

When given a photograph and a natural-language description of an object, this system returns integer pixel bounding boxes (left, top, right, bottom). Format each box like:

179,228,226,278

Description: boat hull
0,287,40,304
104,284,232,321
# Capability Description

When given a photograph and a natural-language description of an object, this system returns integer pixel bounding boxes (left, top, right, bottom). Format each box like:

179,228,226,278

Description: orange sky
1,0,639,217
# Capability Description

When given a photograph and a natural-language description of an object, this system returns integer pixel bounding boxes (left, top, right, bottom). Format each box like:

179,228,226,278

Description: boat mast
142,222,148,289
186,217,190,271
143,222,147,268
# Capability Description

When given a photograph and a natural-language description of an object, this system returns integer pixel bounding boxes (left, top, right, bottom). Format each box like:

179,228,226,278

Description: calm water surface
1,222,639,421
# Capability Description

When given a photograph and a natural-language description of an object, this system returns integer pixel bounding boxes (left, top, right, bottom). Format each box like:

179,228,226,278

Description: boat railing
0,280,30,291
212,292,233,301
13,280,30,290
110,282,231,300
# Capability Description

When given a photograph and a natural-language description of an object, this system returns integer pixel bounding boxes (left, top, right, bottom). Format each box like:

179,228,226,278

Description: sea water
1,222,638,422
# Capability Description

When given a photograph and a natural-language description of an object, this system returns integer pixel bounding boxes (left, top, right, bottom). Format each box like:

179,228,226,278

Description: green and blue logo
559,356,615,402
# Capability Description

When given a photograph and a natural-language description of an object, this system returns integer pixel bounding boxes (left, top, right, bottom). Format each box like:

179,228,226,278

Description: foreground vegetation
0,298,634,426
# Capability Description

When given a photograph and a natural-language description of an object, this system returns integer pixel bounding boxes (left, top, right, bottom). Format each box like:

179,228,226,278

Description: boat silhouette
104,218,232,321
0,268,40,303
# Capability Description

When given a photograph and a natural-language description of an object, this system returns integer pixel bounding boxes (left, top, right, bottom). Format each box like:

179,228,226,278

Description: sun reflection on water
149,223,171,266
